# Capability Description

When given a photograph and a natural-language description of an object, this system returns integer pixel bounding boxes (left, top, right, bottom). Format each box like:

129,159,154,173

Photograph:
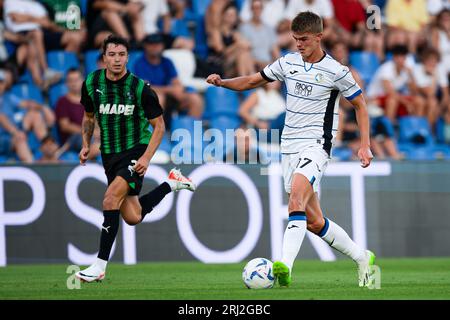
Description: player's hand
79,146,90,165
358,146,373,168
206,74,223,87
134,156,150,176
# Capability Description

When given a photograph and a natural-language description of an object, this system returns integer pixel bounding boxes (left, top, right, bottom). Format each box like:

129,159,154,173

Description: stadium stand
1,1,449,164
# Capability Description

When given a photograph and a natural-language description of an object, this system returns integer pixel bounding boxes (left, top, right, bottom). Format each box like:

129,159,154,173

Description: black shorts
101,144,147,196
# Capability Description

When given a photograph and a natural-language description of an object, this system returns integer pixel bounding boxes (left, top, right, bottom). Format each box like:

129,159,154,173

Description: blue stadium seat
194,16,208,59
27,132,40,153
171,115,203,162
127,50,143,73
435,117,445,144
80,0,88,16
349,51,380,87
158,133,172,154
85,50,102,74
17,70,34,85
332,147,353,161
209,115,241,157
10,83,44,103
171,19,191,38
403,145,437,161
205,86,240,118
192,0,211,16
47,51,80,76
398,116,434,145
209,115,240,133
49,83,68,108
240,89,255,101
60,151,80,163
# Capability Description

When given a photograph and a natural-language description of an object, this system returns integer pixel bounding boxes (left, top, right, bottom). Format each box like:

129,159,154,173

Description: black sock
97,210,120,261
139,182,172,221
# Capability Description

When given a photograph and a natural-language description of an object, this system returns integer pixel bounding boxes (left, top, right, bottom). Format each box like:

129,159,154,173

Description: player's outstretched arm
79,111,95,165
350,94,373,168
206,72,268,91
134,115,165,176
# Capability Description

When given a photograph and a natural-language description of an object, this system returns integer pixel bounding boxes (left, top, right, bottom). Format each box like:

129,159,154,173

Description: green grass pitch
0,258,449,300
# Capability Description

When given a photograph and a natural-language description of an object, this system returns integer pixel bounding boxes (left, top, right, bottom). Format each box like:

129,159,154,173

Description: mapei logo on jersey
99,103,135,115
294,81,313,97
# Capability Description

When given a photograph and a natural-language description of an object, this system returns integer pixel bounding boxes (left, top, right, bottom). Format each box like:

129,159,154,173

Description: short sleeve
438,63,449,87
80,81,94,113
262,56,286,82
55,97,69,119
320,0,334,19
334,66,362,100
141,83,163,120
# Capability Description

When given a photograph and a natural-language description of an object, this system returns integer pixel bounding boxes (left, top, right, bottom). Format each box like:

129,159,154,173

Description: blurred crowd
0,0,449,164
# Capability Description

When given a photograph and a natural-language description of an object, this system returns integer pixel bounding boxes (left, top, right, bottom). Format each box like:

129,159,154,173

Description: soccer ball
242,257,275,289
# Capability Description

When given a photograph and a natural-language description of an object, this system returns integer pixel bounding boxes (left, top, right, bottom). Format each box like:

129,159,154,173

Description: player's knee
124,216,140,226
103,193,120,210
307,219,325,234
288,194,307,212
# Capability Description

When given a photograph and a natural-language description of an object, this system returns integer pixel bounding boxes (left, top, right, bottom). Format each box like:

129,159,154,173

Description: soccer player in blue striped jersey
207,11,375,287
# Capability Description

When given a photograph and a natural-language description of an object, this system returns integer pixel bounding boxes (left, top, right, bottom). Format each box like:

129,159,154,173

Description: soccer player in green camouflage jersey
76,35,196,283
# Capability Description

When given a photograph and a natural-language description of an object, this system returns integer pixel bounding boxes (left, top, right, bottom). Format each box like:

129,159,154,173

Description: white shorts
281,144,330,194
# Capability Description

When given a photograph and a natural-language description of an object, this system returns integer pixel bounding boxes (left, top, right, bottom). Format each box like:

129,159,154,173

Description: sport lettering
99,104,135,115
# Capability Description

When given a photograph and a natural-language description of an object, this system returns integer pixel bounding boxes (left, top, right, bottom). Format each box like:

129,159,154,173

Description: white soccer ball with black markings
242,258,275,289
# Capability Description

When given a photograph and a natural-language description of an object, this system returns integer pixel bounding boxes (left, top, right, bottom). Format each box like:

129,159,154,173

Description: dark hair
41,134,56,144
291,11,323,34
102,34,130,55
391,45,409,56
66,67,81,76
420,47,441,62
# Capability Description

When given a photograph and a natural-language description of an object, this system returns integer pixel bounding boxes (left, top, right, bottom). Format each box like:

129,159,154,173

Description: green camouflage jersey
81,69,163,155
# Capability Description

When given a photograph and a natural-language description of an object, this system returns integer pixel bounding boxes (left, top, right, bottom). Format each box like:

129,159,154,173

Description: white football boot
75,264,105,283
168,168,196,191
357,250,376,287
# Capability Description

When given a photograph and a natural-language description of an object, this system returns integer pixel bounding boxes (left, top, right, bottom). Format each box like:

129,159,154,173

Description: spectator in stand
366,45,424,124
205,0,232,38
133,33,203,128
36,133,69,164
431,9,450,79
239,0,286,29
413,47,449,128
276,18,297,55
139,0,194,50
239,0,280,70
427,0,450,21
331,0,384,60
331,42,365,159
284,0,335,43
55,68,100,158
0,71,33,163
35,0,87,53
239,81,285,133
3,0,63,89
86,0,145,48
385,0,429,54
0,70,55,143
207,3,255,77
331,41,402,160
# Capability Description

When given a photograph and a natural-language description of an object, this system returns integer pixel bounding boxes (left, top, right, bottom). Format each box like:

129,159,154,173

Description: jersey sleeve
80,81,94,113
261,56,286,82
334,66,362,101
141,83,164,120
